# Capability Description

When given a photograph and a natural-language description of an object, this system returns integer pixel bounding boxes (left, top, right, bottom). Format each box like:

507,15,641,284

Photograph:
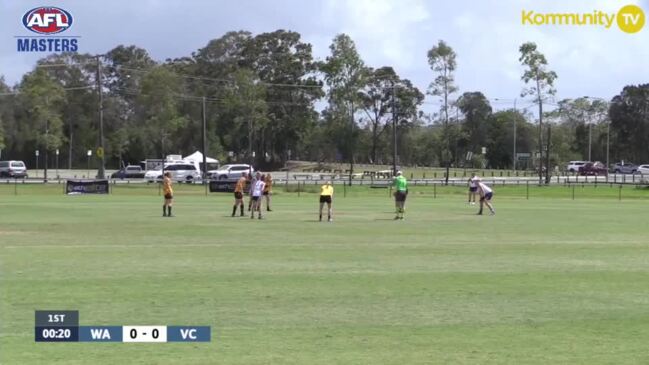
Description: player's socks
167,206,172,217
319,214,322,221
163,205,167,217
232,206,237,217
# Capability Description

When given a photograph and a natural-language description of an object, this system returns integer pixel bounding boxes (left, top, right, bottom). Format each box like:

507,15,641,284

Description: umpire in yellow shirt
319,180,334,222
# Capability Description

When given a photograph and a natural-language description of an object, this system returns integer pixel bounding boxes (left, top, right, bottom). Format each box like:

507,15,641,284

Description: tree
244,30,323,166
358,66,423,164
519,42,557,184
545,97,610,163
136,65,187,157
221,68,268,164
19,68,66,177
321,34,368,182
37,53,97,169
457,91,492,158
609,84,649,163
428,40,458,184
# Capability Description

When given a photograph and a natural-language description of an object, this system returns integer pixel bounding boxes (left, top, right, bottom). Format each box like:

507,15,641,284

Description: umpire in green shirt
393,171,408,220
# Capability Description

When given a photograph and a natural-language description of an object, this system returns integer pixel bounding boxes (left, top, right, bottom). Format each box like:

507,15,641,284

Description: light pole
35,150,39,178
87,150,92,179
55,149,59,179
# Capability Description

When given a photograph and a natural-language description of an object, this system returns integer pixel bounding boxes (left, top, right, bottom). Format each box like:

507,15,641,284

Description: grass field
1,184,649,364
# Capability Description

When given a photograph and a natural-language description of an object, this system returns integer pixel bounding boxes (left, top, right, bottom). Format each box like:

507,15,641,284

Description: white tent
183,151,219,164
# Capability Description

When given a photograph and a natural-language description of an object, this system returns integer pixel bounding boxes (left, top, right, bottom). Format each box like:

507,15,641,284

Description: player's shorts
263,191,269,196
320,195,332,204
469,186,478,192
251,196,260,202
481,192,493,201
395,191,407,202
234,192,243,200
164,193,173,200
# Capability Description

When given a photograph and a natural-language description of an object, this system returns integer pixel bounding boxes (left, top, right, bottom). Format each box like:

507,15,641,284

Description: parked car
566,161,588,173
636,164,649,175
208,164,253,180
612,162,637,174
579,161,608,176
111,165,145,179
0,160,28,178
146,163,201,183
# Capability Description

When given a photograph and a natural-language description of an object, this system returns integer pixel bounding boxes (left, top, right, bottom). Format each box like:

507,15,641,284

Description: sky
1,0,648,114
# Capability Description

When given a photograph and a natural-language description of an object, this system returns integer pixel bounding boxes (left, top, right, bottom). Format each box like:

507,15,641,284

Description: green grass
1,184,649,364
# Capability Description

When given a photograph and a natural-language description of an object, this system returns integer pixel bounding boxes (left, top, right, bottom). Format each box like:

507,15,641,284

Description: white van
0,160,28,178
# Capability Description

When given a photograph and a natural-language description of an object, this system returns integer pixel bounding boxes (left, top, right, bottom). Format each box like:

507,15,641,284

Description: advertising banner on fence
66,179,109,194
209,180,243,193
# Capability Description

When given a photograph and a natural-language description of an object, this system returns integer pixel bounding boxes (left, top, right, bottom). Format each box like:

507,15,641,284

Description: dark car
111,165,145,179
612,162,637,174
579,161,608,176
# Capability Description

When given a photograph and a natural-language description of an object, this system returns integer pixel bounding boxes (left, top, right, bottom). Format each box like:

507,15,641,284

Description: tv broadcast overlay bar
35,310,211,343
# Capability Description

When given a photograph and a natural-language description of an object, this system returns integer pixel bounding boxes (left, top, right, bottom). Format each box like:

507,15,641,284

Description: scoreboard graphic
35,310,211,343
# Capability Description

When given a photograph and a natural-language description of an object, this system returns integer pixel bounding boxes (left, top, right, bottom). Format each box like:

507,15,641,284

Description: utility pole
201,96,207,181
348,99,355,186
606,122,610,171
537,84,544,185
545,124,551,184
513,98,517,171
96,55,106,179
391,83,398,176
588,123,592,161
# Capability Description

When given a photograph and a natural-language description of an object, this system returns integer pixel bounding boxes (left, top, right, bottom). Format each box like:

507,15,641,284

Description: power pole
96,55,106,179
588,123,592,161
201,96,207,181
348,99,355,186
537,87,544,185
545,124,551,184
513,98,517,171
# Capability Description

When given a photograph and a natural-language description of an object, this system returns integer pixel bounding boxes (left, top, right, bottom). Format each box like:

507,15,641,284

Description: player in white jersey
476,181,495,215
250,172,266,219
468,174,479,205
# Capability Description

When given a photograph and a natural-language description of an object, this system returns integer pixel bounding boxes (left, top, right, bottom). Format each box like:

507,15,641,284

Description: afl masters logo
16,6,80,52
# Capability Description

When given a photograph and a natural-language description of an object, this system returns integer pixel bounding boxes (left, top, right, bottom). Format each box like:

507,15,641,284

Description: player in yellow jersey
263,174,273,211
162,171,174,217
319,180,334,222
231,174,247,217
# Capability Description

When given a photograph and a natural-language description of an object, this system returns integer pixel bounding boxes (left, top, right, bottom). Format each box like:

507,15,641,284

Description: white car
208,164,253,180
636,164,649,175
0,160,28,178
145,163,202,183
566,161,588,173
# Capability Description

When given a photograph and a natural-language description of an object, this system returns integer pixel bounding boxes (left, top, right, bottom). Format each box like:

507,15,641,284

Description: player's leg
319,200,324,221
232,193,238,217
485,194,495,214
477,196,484,215
167,197,173,217
327,199,332,222
163,198,167,217
265,193,272,211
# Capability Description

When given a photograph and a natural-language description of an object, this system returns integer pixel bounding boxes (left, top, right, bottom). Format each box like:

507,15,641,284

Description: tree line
0,30,647,173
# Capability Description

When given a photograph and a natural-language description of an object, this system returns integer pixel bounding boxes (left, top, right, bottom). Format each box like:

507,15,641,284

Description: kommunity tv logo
522,4,645,33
